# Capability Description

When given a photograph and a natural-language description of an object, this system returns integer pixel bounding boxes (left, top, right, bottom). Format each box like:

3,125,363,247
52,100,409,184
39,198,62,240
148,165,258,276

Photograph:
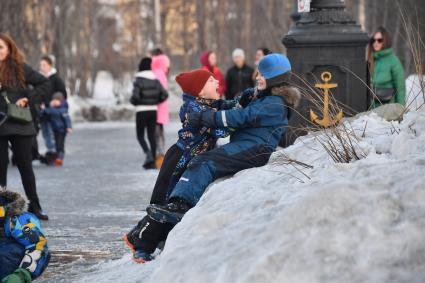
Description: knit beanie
175,69,213,97
232,48,245,59
200,51,212,68
258,53,292,87
138,57,152,71
52,92,64,101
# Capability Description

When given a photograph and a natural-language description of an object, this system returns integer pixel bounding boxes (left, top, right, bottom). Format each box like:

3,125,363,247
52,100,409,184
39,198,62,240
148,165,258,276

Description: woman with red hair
199,51,226,96
0,33,50,220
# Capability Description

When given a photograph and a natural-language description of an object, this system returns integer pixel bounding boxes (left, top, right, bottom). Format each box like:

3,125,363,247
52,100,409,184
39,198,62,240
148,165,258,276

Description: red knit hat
175,69,213,97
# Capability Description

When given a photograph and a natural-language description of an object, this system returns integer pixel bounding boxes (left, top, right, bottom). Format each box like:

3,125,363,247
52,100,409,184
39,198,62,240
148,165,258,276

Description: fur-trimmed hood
0,189,27,217
271,86,301,108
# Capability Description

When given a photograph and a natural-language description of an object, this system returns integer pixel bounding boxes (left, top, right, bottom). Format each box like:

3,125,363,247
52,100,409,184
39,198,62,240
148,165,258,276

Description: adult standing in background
0,33,50,220
131,57,168,169
39,54,67,164
200,50,226,97
252,47,272,81
225,48,254,100
151,48,170,169
367,26,405,108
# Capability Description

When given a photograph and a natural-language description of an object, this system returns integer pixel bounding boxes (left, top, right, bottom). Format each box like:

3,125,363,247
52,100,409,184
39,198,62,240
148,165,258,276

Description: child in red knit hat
123,69,235,263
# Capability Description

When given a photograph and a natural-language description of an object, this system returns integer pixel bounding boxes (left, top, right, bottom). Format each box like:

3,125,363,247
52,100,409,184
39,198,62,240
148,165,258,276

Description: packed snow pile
67,73,183,122
79,107,425,283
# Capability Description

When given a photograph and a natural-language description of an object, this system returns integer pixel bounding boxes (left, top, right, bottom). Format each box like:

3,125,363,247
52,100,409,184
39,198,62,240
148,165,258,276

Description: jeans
41,121,56,152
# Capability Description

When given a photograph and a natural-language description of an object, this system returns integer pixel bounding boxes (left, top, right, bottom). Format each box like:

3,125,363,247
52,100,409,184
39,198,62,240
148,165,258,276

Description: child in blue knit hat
146,53,301,224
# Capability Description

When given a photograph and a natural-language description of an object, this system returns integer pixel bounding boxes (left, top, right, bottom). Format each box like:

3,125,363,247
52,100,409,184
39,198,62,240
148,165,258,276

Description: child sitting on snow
123,69,234,263
0,187,50,282
41,92,72,166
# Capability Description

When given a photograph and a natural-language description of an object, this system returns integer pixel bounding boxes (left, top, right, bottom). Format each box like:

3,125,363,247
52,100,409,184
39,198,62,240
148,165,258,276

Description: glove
20,250,41,274
1,268,32,283
186,108,217,128
239,91,255,108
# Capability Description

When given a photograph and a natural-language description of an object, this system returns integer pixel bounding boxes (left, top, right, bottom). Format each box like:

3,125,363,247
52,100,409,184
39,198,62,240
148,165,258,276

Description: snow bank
79,112,425,283
68,73,182,122
406,74,425,111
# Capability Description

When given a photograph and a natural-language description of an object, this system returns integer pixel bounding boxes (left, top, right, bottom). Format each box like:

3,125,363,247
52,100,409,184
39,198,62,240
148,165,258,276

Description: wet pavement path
7,121,179,282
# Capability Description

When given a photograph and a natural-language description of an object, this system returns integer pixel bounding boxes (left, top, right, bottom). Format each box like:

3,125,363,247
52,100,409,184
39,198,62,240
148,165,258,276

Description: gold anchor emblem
310,72,343,127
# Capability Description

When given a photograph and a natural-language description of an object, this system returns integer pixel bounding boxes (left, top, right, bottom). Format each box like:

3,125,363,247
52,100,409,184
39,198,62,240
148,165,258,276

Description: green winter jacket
371,48,406,108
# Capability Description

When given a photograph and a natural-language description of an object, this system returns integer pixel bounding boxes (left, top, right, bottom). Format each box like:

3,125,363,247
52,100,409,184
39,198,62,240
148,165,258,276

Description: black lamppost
282,0,369,146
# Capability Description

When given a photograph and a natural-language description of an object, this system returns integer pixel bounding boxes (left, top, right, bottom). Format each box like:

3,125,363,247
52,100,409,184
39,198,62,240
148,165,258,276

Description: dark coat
215,86,301,154
225,64,255,100
46,72,67,104
41,101,72,133
130,71,168,106
0,64,50,136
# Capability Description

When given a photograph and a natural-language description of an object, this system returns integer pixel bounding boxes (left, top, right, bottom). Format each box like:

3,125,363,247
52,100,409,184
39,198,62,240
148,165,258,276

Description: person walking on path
367,26,405,108
225,48,255,100
200,50,226,97
0,33,50,220
151,48,171,169
130,57,168,169
39,55,67,164
40,92,72,166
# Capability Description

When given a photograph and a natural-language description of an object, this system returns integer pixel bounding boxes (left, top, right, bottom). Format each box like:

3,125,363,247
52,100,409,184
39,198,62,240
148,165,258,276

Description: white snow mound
80,108,425,283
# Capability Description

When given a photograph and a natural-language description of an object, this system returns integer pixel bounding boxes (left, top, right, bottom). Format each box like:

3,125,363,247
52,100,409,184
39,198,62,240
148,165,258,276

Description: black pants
149,144,183,205
0,135,41,207
54,132,66,160
136,111,157,158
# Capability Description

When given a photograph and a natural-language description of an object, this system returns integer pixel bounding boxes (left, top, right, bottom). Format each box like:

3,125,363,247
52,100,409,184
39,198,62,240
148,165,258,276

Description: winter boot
54,159,63,166
44,151,57,166
28,202,49,221
133,249,154,263
155,154,165,169
143,151,155,169
146,197,191,224
123,216,150,252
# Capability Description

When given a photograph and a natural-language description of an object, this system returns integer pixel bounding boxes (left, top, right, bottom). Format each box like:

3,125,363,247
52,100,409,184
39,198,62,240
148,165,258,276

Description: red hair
0,33,26,89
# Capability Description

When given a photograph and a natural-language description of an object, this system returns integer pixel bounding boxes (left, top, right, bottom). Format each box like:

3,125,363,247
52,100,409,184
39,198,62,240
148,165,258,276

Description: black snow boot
28,202,49,221
146,197,192,224
143,151,155,169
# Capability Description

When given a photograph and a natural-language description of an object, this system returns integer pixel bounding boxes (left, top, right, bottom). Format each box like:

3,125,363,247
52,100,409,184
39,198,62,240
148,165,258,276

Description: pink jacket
152,54,170,125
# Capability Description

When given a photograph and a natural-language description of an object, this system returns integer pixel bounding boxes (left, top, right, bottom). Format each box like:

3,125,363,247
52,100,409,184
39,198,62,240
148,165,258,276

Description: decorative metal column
282,0,369,146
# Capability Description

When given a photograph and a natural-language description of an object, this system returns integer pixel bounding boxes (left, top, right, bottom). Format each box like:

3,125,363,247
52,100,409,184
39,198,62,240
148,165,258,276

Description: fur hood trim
0,189,27,217
135,70,157,80
271,86,301,108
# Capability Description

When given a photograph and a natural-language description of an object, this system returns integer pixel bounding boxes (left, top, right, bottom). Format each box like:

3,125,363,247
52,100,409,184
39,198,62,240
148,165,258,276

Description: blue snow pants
169,142,272,207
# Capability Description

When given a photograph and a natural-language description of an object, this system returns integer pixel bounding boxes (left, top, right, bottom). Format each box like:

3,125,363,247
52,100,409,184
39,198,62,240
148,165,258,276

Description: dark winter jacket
130,71,168,107
0,64,50,136
176,94,231,151
0,190,50,280
213,86,301,155
41,101,72,133
225,64,255,100
371,48,405,108
46,70,67,104
167,95,232,197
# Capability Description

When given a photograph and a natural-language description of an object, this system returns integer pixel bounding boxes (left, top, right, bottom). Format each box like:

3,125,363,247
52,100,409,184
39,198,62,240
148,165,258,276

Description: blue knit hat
258,53,292,87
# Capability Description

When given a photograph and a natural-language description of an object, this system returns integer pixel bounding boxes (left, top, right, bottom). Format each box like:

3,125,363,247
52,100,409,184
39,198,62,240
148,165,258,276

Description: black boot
143,151,155,169
28,202,49,221
146,197,191,224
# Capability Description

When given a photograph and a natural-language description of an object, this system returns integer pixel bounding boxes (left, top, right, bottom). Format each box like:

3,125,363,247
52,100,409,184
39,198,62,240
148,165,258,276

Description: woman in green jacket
367,26,406,108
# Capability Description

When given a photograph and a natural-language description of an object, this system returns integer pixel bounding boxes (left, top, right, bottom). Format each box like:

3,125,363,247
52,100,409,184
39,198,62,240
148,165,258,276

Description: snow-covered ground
76,106,425,283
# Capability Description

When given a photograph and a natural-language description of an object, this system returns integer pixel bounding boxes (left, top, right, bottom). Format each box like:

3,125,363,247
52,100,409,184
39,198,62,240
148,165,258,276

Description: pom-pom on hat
258,53,292,87
175,69,213,97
